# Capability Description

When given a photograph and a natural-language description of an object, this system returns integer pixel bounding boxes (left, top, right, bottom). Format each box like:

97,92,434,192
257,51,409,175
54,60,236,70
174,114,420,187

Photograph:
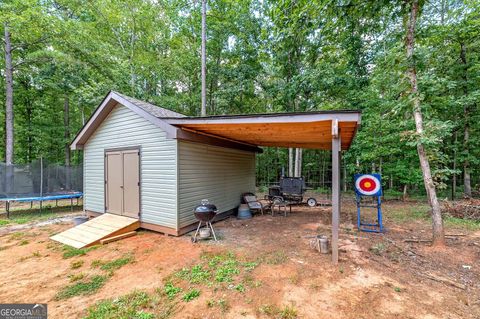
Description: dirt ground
0,200,479,319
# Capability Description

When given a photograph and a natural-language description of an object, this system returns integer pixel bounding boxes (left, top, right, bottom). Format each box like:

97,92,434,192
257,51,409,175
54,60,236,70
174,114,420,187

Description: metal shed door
105,149,140,218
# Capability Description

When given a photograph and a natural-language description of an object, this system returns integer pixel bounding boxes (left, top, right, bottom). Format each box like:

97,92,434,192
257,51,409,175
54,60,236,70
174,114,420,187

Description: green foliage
99,254,135,272
62,245,98,259
181,289,200,302
0,0,479,205
163,282,182,300
55,275,108,300
84,291,154,319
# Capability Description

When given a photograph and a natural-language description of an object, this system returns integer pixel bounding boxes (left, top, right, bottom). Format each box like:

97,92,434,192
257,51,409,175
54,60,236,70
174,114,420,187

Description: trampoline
1,192,83,218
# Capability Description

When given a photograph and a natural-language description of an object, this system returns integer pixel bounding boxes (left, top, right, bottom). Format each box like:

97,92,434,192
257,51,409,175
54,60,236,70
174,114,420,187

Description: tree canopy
1,0,479,198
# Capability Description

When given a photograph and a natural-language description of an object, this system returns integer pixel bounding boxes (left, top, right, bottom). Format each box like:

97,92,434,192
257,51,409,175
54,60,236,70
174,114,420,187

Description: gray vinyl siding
83,103,178,228
178,141,256,228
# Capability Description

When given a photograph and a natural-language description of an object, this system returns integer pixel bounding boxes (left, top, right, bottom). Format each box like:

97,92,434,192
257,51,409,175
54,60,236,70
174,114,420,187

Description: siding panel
178,141,255,228
83,103,177,228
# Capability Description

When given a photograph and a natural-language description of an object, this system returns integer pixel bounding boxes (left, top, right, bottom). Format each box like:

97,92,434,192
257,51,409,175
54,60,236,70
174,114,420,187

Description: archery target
355,174,381,196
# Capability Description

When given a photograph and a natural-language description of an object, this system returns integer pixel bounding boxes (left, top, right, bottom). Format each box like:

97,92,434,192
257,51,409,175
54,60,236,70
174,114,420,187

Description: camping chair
243,194,272,215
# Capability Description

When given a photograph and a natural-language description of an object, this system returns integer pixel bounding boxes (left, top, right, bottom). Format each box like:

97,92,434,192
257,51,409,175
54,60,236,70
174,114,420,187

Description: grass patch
0,220,10,226
388,206,430,223
259,250,288,265
259,304,298,318
84,291,152,319
182,289,200,302
99,254,135,272
163,282,182,300
62,245,99,259
55,275,109,300
18,239,29,246
85,290,178,319
68,273,85,282
369,243,387,256
444,216,480,231
71,260,84,269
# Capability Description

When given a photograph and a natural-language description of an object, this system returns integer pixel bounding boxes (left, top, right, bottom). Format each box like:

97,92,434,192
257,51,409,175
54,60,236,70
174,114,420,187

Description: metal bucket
237,204,252,219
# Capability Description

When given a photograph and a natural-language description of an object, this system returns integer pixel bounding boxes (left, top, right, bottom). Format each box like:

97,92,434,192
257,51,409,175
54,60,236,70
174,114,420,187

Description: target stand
354,174,384,233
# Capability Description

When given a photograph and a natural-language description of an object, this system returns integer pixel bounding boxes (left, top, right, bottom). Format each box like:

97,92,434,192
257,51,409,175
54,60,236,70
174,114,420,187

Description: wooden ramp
50,213,140,249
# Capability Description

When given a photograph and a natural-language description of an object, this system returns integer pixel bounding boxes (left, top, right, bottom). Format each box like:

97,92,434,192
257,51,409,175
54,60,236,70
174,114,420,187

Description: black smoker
192,199,218,242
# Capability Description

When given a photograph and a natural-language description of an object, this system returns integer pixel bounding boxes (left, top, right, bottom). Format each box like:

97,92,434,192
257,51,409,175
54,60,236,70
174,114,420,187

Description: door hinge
138,151,140,156
137,182,140,186
104,180,107,184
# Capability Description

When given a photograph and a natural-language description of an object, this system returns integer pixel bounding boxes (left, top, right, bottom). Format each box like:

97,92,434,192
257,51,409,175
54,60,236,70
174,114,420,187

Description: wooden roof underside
167,117,360,150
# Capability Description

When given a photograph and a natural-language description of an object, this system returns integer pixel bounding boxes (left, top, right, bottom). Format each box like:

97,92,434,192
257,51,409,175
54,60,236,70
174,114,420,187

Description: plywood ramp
50,213,140,249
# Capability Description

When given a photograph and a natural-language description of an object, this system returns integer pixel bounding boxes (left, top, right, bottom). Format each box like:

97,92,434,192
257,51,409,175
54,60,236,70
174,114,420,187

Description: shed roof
71,91,361,151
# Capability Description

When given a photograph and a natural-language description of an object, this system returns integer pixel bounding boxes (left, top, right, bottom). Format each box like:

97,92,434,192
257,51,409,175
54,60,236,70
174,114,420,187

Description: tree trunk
403,184,408,201
405,0,445,246
460,42,471,198
64,96,70,166
294,148,302,177
200,0,207,116
452,130,457,200
4,22,14,165
288,148,294,177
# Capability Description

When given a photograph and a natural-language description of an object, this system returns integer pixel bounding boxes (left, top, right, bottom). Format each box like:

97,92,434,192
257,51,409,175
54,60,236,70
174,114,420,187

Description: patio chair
243,194,272,215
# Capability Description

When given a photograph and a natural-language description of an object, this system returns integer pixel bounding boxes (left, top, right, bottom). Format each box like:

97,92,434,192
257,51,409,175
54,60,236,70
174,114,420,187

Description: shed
72,91,361,263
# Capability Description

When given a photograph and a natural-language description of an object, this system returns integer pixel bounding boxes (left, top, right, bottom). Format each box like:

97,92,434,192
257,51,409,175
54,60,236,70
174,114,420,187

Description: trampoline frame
1,192,83,218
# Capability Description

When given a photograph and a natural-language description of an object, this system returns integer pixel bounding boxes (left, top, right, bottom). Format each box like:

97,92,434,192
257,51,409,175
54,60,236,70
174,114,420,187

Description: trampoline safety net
0,159,83,199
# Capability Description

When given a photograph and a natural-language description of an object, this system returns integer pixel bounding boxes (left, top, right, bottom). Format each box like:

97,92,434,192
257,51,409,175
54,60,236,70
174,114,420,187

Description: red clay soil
0,201,479,319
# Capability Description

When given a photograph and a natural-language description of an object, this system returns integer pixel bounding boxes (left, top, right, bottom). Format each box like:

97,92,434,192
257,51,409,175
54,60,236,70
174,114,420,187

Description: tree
405,0,444,245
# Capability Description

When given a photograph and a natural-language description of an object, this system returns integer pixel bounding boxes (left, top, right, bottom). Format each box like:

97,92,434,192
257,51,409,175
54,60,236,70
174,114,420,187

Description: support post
331,122,341,264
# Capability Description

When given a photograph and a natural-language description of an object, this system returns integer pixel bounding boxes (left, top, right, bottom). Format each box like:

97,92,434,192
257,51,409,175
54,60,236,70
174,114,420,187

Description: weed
182,289,200,302
259,304,297,319
55,275,108,300
176,265,210,284
259,304,276,315
369,243,387,256
215,260,240,283
18,239,30,245
91,260,103,268
164,282,182,300
100,254,135,271
0,220,10,226
71,260,84,269
32,251,41,257
261,250,288,265
206,299,215,307
84,290,157,319
394,286,402,293
234,284,245,293
68,273,85,282
217,298,230,312
10,232,26,241
278,305,298,319
62,245,98,259
243,261,258,271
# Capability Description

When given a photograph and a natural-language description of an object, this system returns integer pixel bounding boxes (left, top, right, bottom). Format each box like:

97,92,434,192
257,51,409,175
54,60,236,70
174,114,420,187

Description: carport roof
164,111,361,150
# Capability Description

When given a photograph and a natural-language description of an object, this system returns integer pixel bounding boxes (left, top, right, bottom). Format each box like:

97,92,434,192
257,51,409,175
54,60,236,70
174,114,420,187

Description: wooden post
331,120,341,264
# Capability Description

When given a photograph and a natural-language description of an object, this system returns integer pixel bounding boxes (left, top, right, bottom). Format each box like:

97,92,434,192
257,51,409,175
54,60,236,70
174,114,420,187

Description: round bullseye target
355,174,381,196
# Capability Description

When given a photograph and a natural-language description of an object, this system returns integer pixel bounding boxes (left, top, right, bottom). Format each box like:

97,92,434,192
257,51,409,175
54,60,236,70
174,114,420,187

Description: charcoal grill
192,199,218,242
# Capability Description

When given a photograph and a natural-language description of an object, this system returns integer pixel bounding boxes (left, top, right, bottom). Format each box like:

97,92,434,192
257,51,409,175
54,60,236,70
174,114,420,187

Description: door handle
120,186,124,188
